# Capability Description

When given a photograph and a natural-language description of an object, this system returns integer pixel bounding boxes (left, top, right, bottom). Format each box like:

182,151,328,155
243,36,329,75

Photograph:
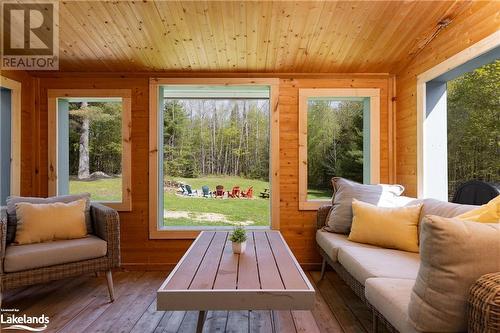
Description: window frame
298,88,381,210
149,78,280,239
416,31,500,200
0,75,21,198
47,89,132,211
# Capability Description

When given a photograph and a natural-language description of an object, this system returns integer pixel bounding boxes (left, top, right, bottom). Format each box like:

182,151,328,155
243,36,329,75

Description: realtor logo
1,1,59,70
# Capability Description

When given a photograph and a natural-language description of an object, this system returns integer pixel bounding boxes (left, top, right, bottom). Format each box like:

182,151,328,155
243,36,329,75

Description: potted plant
230,226,248,254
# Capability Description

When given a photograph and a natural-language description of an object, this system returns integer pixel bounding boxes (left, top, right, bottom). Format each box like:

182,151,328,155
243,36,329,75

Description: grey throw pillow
5,193,92,244
325,177,404,234
409,215,500,332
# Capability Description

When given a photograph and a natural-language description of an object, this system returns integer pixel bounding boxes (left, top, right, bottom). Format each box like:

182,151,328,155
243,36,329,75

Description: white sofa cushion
365,278,418,333
316,229,377,262
4,235,107,273
338,246,420,284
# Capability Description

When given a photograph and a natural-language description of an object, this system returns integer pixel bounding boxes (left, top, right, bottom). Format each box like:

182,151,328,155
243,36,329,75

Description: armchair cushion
6,194,92,244
4,235,107,273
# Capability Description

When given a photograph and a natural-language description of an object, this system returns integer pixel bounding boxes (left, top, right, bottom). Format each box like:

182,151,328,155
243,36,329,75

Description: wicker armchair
0,203,120,305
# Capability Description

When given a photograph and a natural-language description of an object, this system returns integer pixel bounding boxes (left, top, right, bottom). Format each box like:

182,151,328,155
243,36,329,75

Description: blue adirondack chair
202,185,211,197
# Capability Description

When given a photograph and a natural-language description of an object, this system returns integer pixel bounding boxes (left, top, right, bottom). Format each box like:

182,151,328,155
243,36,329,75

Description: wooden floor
3,270,383,333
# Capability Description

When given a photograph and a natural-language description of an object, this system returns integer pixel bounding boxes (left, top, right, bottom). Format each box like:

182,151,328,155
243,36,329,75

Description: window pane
67,99,123,202
161,94,271,228
447,59,500,200
307,99,365,200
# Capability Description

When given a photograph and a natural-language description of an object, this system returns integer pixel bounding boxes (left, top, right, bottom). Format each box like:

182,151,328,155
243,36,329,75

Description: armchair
0,202,120,305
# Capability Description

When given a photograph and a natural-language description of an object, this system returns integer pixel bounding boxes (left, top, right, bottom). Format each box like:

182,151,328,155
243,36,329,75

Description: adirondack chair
259,188,270,198
214,185,225,198
241,186,254,198
227,186,241,198
178,184,188,195
185,184,197,196
202,185,211,198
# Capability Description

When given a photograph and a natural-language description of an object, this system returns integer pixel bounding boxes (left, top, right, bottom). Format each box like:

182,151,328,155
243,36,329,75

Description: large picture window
48,89,132,211
149,79,279,239
0,76,21,205
417,34,499,200
298,88,380,210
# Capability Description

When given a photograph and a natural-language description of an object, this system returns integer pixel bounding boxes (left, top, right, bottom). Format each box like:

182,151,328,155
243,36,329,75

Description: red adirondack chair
214,185,225,198
241,186,253,198
227,186,241,198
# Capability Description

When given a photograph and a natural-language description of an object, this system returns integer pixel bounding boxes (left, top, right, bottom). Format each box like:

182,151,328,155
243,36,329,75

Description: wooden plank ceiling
57,1,471,73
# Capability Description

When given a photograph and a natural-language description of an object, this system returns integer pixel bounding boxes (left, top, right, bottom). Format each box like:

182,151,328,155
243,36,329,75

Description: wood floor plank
325,272,372,333
249,310,273,333
177,311,199,333
309,271,368,333
58,271,145,333
267,232,308,290
292,311,321,333
213,236,238,289
237,232,260,289
190,232,227,290
4,270,379,333
202,311,229,333
130,298,166,333
253,232,283,289
306,272,344,333
166,232,216,290
225,311,249,333
272,311,297,333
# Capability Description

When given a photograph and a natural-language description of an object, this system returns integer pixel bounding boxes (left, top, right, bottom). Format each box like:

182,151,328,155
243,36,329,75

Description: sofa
316,197,497,333
0,199,120,305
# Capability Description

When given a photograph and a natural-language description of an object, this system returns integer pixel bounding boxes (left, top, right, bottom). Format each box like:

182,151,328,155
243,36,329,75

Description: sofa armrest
317,204,332,229
90,203,120,267
0,207,7,271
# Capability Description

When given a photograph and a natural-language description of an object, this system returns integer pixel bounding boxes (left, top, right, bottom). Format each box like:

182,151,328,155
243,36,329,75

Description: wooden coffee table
157,231,315,332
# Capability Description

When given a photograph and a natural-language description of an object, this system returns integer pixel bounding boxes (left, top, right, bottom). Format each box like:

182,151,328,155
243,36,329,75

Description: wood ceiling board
53,1,477,72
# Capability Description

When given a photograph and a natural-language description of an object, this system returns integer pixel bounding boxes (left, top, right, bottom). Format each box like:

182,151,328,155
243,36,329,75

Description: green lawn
69,175,272,227
307,188,331,200
69,177,122,201
164,176,270,227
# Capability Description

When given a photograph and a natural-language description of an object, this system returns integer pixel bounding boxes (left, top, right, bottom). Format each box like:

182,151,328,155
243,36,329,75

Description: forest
162,99,270,180
447,60,500,197
307,100,364,196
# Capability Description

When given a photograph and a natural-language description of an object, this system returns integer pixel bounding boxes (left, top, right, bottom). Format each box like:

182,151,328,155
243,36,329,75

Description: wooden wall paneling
28,73,394,269
395,1,499,197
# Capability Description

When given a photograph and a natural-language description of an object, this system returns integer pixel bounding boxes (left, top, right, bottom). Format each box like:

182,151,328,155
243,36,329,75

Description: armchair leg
105,270,115,302
320,257,327,280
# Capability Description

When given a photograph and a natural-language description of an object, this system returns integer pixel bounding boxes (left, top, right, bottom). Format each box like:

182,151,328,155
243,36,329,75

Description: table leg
196,310,206,333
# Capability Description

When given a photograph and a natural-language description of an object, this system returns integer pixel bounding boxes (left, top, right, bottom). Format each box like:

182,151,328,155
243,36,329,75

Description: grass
69,177,122,201
164,176,270,227
69,175,272,227
307,188,331,200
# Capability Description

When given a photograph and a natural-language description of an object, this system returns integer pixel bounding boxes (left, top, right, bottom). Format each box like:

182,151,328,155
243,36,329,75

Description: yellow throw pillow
14,199,88,245
455,195,499,223
349,199,423,252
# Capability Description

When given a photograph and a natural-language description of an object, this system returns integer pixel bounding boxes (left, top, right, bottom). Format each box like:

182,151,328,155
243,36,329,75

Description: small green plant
229,226,247,243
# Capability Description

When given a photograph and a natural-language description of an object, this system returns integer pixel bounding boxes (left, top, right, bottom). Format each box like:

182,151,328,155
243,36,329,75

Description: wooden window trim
47,89,132,211
149,78,280,239
298,88,381,211
0,75,21,196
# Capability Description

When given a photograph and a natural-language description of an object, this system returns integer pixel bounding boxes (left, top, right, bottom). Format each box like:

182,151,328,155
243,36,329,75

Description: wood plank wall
22,73,394,269
395,1,500,196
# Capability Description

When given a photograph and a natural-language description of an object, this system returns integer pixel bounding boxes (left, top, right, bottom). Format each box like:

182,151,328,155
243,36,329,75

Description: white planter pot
232,241,247,254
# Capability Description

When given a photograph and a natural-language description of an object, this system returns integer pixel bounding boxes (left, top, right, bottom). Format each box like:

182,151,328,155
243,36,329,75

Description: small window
298,88,380,210
48,90,132,211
